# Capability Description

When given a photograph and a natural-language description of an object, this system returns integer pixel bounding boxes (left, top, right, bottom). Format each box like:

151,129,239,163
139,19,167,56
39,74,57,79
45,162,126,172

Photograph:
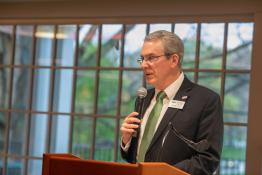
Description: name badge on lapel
168,100,185,109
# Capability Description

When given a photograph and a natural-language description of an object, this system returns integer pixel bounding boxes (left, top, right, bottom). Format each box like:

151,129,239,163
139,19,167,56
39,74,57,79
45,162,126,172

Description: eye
147,56,155,61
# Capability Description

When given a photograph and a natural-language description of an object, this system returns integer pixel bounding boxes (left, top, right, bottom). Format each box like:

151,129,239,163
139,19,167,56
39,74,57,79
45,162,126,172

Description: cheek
156,66,166,75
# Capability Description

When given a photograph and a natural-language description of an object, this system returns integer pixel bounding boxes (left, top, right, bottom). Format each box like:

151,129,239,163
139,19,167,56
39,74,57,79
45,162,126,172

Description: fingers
124,112,141,125
120,112,141,144
121,112,140,133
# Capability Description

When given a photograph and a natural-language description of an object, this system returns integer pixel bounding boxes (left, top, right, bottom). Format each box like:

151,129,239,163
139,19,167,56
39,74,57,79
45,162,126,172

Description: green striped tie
137,91,166,162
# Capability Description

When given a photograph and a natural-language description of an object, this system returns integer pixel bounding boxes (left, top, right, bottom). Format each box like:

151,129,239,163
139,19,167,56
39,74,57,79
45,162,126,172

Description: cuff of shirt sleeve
121,137,132,152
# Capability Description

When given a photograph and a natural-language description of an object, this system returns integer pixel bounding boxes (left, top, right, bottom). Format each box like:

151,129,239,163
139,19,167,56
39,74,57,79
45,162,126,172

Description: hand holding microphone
120,87,147,144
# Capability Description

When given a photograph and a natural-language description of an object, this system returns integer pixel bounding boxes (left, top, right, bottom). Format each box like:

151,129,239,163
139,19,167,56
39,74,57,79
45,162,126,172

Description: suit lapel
147,77,195,152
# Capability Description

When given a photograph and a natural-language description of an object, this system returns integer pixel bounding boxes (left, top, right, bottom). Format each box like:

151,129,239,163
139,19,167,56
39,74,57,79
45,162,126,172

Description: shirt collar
155,72,184,100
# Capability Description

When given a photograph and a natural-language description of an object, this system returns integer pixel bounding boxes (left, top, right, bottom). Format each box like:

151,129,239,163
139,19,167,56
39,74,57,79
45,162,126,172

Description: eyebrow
140,53,160,57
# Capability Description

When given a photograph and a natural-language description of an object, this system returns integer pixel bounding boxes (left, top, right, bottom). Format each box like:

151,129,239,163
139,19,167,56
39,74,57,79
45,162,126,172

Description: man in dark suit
120,30,223,175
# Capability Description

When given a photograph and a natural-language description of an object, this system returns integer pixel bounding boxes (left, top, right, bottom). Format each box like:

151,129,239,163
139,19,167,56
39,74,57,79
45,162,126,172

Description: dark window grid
68,25,80,154
23,25,37,175
0,109,129,119
1,122,248,159
183,69,250,74
113,24,125,162
194,23,201,83
146,23,150,35
171,23,175,33
2,25,16,175
0,154,42,175
0,64,252,72
92,24,126,161
0,154,43,160
0,64,143,71
141,24,151,87
46,25,59,154
0,22,253,174
5,112,118,122
224,122,247,127
90,24,102,160
114,24,142,161
0,64,252,75
2,110,126,120
220,23,229,108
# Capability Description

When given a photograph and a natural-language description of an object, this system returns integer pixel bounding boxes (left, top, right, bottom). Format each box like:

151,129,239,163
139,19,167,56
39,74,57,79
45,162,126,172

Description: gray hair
144,30,184,67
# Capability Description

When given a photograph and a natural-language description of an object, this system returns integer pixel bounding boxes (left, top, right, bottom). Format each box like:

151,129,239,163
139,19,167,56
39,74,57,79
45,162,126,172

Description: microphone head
137,87,147,98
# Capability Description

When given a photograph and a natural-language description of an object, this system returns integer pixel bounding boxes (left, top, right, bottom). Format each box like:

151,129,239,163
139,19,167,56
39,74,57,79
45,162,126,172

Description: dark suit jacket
121,76,224,175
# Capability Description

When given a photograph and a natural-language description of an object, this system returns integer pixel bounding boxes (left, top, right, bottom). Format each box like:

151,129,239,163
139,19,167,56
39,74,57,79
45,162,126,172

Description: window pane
121,71,143,116
117,118,126,162
224,74,250,123
50,115,70,153
124,24,147,68
56,25,76,67
32,68,51,112
8,113,27,155
198,72,221,95
175,23,197,69
0,157,3,172
53,69,73,113
72,116,93,159
0,68,11,109
78,25,99,67
149,23,172,32
199,23,224,69
95,118,115,161
0,112,7,153
75,70,96,114
220,125,246,175
35,25,55,66
12,68,30,110
29,114,48,157
28,159,42,175
98,70,119,115
14,25,33,65
0,25,13,65
184,72,195,82
7,158,24,175
227,23,254,70
101,24,123,67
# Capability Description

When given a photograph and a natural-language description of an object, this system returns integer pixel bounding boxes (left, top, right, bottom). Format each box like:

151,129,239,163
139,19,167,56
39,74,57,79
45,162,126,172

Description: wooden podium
42,153,189,175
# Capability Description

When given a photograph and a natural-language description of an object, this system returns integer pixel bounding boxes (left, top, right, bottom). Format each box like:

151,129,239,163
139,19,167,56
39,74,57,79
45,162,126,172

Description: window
0,22,253,175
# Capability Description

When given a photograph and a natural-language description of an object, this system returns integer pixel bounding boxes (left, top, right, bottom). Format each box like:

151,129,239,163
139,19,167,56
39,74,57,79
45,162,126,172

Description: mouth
145,72,153,78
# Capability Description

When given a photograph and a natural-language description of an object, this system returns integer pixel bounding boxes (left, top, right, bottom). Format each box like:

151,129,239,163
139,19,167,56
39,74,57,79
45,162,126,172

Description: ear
170,53,180,68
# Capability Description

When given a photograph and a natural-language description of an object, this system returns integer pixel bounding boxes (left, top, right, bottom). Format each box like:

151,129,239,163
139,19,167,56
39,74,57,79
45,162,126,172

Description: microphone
161,122,211,156
135,87,147,119
133,87,147,138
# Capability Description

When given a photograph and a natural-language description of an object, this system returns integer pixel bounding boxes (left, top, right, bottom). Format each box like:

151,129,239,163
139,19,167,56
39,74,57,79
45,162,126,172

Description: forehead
141,40,164,55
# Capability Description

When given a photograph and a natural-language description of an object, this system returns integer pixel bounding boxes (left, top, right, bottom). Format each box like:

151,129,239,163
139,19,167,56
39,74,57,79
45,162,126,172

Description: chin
146,79,156,87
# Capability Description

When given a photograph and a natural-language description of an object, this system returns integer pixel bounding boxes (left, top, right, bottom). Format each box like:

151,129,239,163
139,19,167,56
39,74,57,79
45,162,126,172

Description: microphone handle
135,97,145,119
133,97,144,138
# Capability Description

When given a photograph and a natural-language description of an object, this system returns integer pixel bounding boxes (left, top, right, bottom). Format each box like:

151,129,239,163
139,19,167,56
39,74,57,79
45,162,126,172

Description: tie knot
156,91,166,101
